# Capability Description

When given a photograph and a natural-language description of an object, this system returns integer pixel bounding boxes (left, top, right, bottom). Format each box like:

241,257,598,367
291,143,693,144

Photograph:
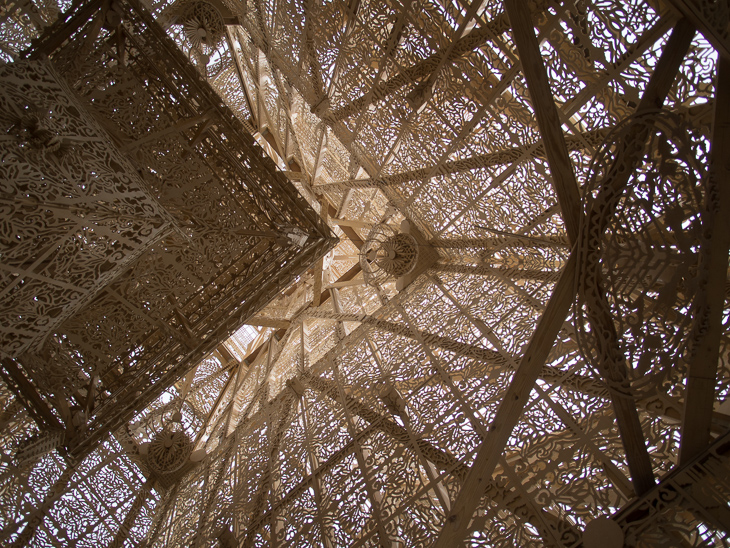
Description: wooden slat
680,55,730,464
663,0,730,59
312,200,329,307
504,0,581,244
637,18,697,112
433,252,576,547
0,358,63,430
573,19,695,497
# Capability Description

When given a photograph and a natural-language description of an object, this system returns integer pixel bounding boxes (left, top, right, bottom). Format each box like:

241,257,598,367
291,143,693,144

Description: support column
679,56,730,464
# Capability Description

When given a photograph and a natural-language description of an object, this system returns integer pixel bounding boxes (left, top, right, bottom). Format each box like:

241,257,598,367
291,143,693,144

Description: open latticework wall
1,0,730,546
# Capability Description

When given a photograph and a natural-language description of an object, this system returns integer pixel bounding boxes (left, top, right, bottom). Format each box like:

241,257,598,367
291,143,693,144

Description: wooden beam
574,18,696,496
226,29,258,132
197,258,363,447
119,111,212,151
614,428,730,535
433,251,576,547
637,18,697,113
432,263,561,282
328,8,517,122
680,55,730,464
313,128,611,193
245,317,292,329
325,204,364,249
325,278,365,289
108,478,156,548
0,358,63,430
504,0,581,244
663,0,730,59
27,0,104,59
192,364,239,449
428,235,569,249
305,371,581,543
312,200,329,306
329,217,373,230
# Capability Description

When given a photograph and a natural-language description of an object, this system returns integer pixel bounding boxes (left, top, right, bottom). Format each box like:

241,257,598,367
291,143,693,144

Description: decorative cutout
146,429,193,475
180,1,225,51
575,111,708,399
360,224,419,286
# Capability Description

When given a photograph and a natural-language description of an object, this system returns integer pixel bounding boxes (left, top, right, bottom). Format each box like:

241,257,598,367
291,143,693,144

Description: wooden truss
0,0,729,547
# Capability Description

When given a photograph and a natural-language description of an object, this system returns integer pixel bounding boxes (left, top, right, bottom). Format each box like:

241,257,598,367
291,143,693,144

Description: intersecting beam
313,128,611,193
306,308,611,396
0,358,63,430
108,478,156,548
432,262,562,283
663,0,730,59
306,309,512,361
615,428,730,535
312,200,329,307
326,204,364,249
119,111,213,151
245,317,291,329
504,0,581,244
242,395,296,548
226,28,259,131
4,463,76,547
243,429,363,539
297,397,336,547
330,365,393,545
197,263,364,447
328,8,517,122
433,251,576,547
329,217,372,230
577,19,698,499
428,235,569,249
304,372,464,473
26,0,103,59
637,18,697,113
192,356,245,449
193,446,236,548
304,372,580,545
316,262,362,307
680,55,730,464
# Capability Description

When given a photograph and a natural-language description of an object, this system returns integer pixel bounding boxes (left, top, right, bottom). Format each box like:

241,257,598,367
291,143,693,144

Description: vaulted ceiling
0,0,729,546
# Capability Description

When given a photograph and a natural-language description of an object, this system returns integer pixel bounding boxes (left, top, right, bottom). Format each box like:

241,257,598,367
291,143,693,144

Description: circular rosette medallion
146,429,193,475
360,224,419,287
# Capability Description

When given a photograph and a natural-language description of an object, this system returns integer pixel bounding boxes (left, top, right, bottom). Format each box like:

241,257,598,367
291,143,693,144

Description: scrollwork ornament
178,0,225,52
360,224,419,287
575,110,708,400
146,429,193,475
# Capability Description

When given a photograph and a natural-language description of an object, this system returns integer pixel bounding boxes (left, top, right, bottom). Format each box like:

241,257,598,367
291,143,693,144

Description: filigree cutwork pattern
1,0,727,547
179,1,224,51
146,430,194,475
575,111,710,400
361,223,419,286
1,0,335,460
